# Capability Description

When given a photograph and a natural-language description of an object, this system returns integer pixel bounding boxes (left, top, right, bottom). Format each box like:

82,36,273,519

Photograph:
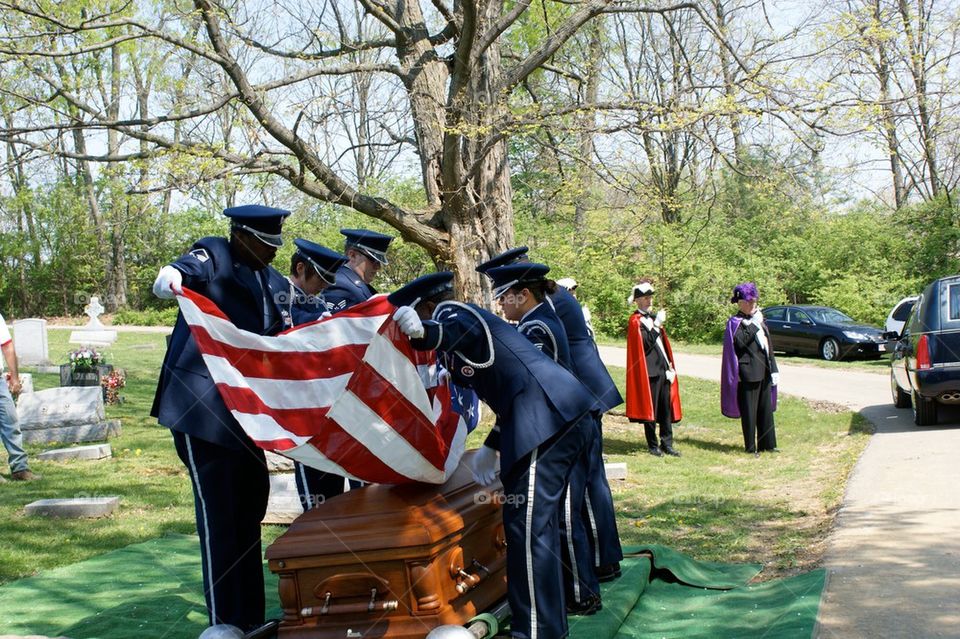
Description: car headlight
843,331,870,340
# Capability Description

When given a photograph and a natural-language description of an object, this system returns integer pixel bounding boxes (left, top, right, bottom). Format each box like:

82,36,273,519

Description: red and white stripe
177,287,466,484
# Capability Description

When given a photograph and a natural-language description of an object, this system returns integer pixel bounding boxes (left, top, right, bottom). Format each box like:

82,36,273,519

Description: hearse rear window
950,283,960,321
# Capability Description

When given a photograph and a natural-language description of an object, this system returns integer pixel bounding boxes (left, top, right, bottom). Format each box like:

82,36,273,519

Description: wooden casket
265,451,508,638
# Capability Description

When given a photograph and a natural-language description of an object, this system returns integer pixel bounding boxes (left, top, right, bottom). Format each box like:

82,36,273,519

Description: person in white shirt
0,313,39,481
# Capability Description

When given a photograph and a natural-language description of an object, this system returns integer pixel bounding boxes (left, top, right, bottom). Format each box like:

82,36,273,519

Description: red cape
625,312,682,422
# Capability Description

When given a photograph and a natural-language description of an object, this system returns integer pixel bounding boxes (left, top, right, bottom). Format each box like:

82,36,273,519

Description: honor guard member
721,282,779,455
626,281,683,457
283,240,356,510
150,204,291,633
487,262,602,615
284,238,347,326
390,272,599,639
478,248,624,583
323,228,393,313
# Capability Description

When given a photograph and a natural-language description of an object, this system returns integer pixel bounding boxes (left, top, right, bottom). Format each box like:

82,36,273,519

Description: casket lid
266,451,499,560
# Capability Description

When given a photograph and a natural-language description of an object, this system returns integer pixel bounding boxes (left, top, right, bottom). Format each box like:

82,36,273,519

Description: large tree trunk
440,0,516,303
395,0,515,302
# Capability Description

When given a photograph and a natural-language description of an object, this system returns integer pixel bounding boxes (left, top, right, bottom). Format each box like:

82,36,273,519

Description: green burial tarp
0,536,824,638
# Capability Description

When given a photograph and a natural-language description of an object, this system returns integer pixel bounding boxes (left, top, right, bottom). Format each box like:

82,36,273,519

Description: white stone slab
68,329,117,347
13,319,49,366
604,462,628,481
17,386,105,429
16,373,33,394
25,496,120,518
262,473,304,525
265,450,294,473
37,443,112,462
21,419,120,445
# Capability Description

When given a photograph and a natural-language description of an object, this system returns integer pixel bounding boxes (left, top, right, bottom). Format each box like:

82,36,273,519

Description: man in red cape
625,280,682,456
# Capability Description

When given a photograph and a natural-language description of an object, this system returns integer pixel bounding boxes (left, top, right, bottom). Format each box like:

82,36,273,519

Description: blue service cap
476,246,529,275
341,228,393,265
224,205,290,247
387,272,455,308
293,239,347,285
487,262,550,299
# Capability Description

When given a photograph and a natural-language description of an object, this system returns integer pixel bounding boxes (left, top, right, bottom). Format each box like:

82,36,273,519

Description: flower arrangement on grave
69,347,105,371
101,368,126,404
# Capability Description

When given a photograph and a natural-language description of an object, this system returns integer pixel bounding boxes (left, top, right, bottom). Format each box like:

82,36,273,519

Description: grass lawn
1,328,871,585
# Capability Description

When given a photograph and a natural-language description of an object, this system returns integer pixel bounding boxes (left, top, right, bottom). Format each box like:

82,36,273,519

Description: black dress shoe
566,594,602,616
596,562,622,583
660,445,681,457
648,446,664,457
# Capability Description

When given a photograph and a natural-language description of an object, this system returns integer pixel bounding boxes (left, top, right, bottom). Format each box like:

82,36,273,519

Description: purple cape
720,315,777,418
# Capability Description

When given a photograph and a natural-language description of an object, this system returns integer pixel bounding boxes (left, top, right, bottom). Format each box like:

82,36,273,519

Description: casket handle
455,555,506,594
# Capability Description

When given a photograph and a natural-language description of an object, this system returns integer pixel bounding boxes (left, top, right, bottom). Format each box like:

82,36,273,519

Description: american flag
176,287,468,484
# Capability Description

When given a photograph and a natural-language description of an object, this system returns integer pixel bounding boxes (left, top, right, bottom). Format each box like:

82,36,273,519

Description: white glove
654,309,666,328
753,309,764,324
392,305,424,339
320,311,332,320
771,372,780,386
437,366,451,385
471,446,499,486
665,369,676,383
152,265,183,299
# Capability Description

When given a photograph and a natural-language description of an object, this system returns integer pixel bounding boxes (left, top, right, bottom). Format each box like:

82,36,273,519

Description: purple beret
731,282,759,303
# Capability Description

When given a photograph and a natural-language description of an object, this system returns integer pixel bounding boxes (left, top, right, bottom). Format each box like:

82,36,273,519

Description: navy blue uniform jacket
151,237,291,449
518,303,573,371
549,287,623,411
279,278,328,326
414,301,595,472
324,264,375,312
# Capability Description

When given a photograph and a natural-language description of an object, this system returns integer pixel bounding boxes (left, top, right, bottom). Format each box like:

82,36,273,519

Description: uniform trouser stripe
563,489,581,601
184,434,217,623
584,492,600,566
297,463,313,509
525,449,539,639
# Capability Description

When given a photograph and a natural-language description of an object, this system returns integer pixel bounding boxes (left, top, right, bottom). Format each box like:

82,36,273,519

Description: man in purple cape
721,282,779,454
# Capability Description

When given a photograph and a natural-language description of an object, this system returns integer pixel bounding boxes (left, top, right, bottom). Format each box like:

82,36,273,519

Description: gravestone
265,450,294,473
69,295,117,348
16,386,121,445
604,462,628,481
263,473,304,525
25,496,120,518
37,443,112,462
16,372,33,394
12,319,50,366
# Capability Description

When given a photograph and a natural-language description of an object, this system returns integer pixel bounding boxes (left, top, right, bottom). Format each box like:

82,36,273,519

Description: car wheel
820,337,841,361
890,369,911,408
912,391,938,426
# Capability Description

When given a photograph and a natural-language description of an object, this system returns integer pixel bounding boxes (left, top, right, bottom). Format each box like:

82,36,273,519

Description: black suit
733,316,779,452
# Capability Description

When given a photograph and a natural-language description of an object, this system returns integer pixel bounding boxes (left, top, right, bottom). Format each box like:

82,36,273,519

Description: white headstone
83,295,105,329
17,372,33,394
13,318,50,365
17,386,106,428
70,295,116,347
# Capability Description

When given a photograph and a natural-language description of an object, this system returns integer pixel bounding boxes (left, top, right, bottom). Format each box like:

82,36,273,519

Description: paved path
597,346,960,638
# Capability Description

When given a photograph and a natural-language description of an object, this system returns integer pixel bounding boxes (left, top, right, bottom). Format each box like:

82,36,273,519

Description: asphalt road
597,346,960,639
